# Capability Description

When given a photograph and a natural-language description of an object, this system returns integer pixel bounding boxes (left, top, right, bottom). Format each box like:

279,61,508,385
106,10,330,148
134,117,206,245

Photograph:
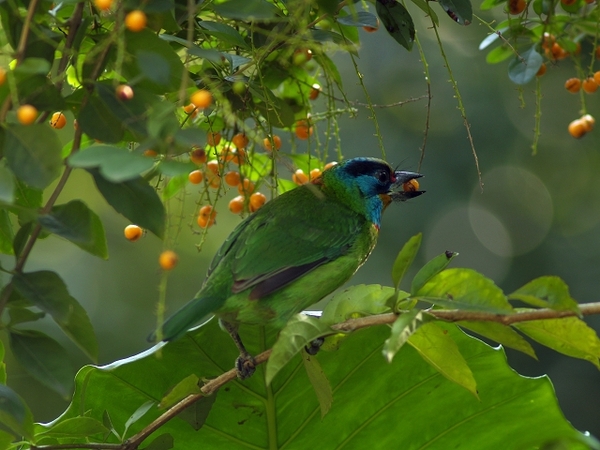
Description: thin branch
33,302,600,450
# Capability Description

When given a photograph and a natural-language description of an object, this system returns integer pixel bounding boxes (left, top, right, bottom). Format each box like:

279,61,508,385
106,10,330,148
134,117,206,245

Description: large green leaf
212,0,279,20
0,210,14,255
69,145,154,182
508,46,543,85
0,384,34,440
509,276,581,314
411,250,457,294
9,330,74,398
38,200,108,259
90,169,165,238
78,93,125,143
43,320,590,449
438,0,473,25
391,232,421,290
0,165,15,203
11,271,98,362
4,124,62,189
375,0,415,51
320,284,394,325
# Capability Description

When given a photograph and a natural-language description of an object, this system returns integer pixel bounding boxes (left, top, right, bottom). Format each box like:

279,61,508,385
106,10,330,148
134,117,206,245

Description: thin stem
14,0,40,64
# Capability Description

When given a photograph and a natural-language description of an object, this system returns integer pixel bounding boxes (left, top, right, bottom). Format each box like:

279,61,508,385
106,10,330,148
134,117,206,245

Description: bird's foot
304,337,325,356
235,353,256,380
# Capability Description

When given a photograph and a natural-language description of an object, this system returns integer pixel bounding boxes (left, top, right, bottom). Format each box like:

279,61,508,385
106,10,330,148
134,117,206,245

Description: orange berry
183,103,197,117
17,104,38,125
190,148,207,165
292,169,309,185
263,135,282,151
536,63,546,77
206,172,221,189
49,112,67,129
124,224,143,242
125,10,147,32
190,89,213,109
309,84,321,100
219,146,235,162
143,149,157,157
94,0,112,11
231,148,245,165
229,196,244,214
323,161,338,171
293,48,313,66
508,0,526,14
159,250,178,270
206,159,220,175
198,205,216,228
237,178,255,195
188,170,203,184
207,131,221,147
295,119,314,140
550,42,568,60
568,119,587,138
541,33,555,50
403,179,420,192
232,133,249,149
580,114,595,132
249,192,267,212
0,68,6,86
582,77,598,94
596,46,600,59
116,85,134,101
362,18,380,32
594,71,600,85
565,78,581,93
309,168,322,181
224,171,241,187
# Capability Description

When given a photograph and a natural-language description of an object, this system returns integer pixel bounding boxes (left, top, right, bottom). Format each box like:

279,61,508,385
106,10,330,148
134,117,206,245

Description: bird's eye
376,170,389,184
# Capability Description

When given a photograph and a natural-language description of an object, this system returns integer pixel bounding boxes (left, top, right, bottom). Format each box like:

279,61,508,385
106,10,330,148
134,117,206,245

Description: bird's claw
305,337,325,356
235,354,256,380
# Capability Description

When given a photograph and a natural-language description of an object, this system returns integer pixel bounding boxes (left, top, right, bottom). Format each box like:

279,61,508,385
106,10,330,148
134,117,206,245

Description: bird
152,157,424,379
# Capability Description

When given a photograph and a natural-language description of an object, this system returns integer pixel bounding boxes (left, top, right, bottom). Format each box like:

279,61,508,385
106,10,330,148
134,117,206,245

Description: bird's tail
147,296,220,343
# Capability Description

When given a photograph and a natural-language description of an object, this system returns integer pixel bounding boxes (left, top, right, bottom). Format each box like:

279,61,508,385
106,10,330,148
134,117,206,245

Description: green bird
153,157,423,378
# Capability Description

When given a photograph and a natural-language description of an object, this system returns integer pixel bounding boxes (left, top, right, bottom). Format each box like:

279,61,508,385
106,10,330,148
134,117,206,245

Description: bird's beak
389,170,425,202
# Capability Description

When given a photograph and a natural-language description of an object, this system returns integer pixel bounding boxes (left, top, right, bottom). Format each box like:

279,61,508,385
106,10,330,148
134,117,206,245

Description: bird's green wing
225,185,367,299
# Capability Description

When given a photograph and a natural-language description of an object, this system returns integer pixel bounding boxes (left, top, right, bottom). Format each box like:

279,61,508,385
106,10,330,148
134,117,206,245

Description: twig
32,302,600,450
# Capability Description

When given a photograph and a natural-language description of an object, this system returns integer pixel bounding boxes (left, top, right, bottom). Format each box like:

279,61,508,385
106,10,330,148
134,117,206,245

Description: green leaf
124,401,154,436
509,276,580,314
458,321,537,359
376,0,415,51
302,352,333,418
415,268,514,313
320,284,394,326
266,314,331,385
8,307,45,326
90,170,165,238
383,308,432,362
9,330,74,398
508,46,543,85
36,416,109,438
162,174,188,200
38,200,108,259
158,160,196,177
409,0,440,25
0,341,6,384
198,21,249,49
141,433,174,450
411,250,457,294
0,210,14,255
4,124,62,189
515,316,600,368
336,11,379,27
391,232,422,290
479,27,507,50
0,384,34,440
408,322,478,397
0,165,15,203
212,0,279,20
438,0,472,25
175,396,217,432
314,54,343,89
78,93,125,143
11,271,98,361
50,320,588,448
123,30,185,93
158,374,202,409
69,145,154,182
486,45,515,64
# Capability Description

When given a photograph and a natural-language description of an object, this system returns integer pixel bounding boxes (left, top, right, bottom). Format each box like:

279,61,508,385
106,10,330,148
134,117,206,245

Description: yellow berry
143,149,157,157
309,168,322,181
232,133,249,149
183,103,197,118
17,104,38,125
403,179,420,192
159,250,178,270
125,10,147,32
237,178,255,195
116,85,134,101
363,18,380,32
190,89,213,109
565,78,581,93
0,68,6,86
206,159,221,175
207,131,221,147
508,0,526,14
263,135,282,151
568,119,587,138
198,205,216,228
536,63,546,77
188,170,203,184
293,48,313,66
309,84,321,100
224,171,241,187
249,192,267,212
49,112,67,129
94,0,112,11
323,161,338,171
124,224,143,242
190,148,207,165
229,196,244,214
580,114,595,132
582,77,598,94
295,119,314,140
292,169,309,185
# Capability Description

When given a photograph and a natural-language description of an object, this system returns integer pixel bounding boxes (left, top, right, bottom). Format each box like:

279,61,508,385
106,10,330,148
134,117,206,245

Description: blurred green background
2,4,599,439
